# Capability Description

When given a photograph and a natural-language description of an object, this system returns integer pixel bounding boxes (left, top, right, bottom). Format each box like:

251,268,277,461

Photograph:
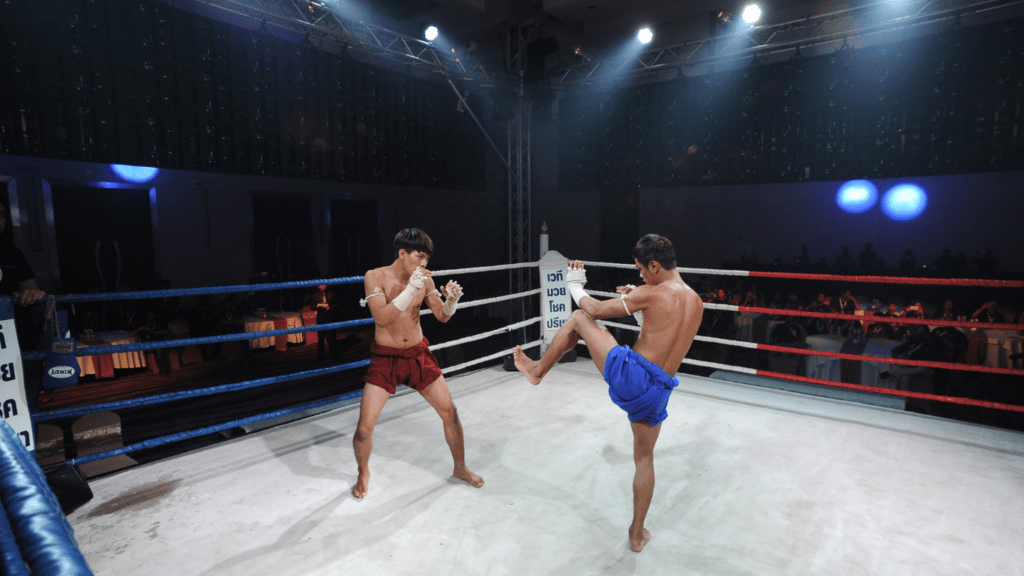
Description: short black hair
394,228,434,259
631,234,676,270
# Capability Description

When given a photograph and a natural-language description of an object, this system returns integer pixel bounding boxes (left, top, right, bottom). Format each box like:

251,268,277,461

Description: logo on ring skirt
47,366,75,378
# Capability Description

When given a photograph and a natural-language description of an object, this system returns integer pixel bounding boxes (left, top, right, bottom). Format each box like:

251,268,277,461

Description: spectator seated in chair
971,300,1003,324
131,312,181,376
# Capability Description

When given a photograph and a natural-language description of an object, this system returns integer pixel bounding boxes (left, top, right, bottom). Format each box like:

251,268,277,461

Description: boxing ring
2,257,1023,575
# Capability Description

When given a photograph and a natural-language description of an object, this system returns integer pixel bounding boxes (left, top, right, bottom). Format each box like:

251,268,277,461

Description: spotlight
424,25,438,41
882,184,927,221
835,180,878,214
742,5,762,24
111,164,159,183
637,27,653,44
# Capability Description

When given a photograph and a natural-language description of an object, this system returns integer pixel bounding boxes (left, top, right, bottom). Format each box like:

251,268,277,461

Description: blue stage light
111,164,159,183
638,28,653,44
425,25,438,41
882,184,927,221
835,180,878,214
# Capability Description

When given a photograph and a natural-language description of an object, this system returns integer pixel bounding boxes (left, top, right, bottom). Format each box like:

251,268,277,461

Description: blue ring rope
66,389,366,467
32,359,371,423
22,317,375,361
51,276,365,304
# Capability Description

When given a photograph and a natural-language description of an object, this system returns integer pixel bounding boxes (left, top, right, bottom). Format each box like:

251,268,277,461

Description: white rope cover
420,288,541,316
579,260,750,277
431,261,540,276
441,340,542,374
430,317,541,351
681,357,757,374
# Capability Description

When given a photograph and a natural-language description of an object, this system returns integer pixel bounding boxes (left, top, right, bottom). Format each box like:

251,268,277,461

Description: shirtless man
512,234,702,553
353,228,484,498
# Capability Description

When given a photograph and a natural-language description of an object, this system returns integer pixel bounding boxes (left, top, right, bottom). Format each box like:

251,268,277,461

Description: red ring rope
747,270,1024,288
722,304,1022,331
756,342,1024,376
755,370,1024,413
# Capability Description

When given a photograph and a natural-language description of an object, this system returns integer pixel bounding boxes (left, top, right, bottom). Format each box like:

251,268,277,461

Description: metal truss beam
191,0,515,87
505,26,531,338
550,0,1023,86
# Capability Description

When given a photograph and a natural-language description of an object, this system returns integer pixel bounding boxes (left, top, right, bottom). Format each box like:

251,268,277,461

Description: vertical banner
538,251,571,347
0,298,33,451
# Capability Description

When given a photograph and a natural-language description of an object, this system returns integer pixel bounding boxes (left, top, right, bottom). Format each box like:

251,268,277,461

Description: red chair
273,317,289,351
302,308,318,345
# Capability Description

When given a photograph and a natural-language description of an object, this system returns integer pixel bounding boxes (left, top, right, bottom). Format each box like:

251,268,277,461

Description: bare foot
629,529,651,553
453,466,485,488
513,346,542,385
352,470,370,498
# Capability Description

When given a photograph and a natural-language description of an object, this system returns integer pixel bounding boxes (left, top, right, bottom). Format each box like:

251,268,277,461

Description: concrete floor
68,362,1024,576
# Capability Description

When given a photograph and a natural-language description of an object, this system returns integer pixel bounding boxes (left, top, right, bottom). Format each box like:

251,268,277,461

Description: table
75,331,147,378
965,329,1023,369
244,313,304,349
805,334,902,389
736,312,758,342
268,312,305,345
748,315,787,344
243,316,276,349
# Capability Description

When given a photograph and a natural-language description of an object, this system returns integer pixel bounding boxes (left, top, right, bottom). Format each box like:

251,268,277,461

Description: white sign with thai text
0,318,33,451
539,252,572,345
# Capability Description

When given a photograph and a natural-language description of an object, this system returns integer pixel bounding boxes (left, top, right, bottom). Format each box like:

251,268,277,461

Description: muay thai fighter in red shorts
352,228,484,498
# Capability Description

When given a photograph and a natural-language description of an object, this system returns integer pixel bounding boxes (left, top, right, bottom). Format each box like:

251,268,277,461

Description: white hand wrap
391,268,426,312
565,267,587,285
442,281,462,317
620,287,644,328
566,265,589,307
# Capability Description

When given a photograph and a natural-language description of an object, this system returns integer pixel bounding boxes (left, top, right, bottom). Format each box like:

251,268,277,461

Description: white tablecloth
981,329,1023,369
736,313,758,342
268,311,304,344
75,331,147,377
243,316,275,349
859,338,903,388
804,335,846,383
244,313,304,349
805,334,902,389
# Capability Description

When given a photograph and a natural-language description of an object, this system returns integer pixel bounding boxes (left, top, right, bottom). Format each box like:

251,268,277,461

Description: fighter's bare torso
628,279,703,375
364,266,438,348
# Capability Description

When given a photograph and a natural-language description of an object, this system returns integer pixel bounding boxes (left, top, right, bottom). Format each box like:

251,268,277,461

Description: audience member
804,294,832,335
0,201,46,346
929,248,954,274
834,247,856,271
899,249,916,271
971,300,1003,324
939,299,958,321
795,245,813,269
770,316,804,345
130,312,180,376
697,276,712,298
834,291,859,315
952,251,970,275
858,243,877,269
313,284,338,360
972,249,996,273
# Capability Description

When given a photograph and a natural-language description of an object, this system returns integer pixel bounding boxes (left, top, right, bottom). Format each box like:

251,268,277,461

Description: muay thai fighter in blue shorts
513,234,703,553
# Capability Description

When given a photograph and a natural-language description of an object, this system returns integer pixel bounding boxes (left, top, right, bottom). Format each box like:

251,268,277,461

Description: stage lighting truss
548,0,1021,87
192,0,517,89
